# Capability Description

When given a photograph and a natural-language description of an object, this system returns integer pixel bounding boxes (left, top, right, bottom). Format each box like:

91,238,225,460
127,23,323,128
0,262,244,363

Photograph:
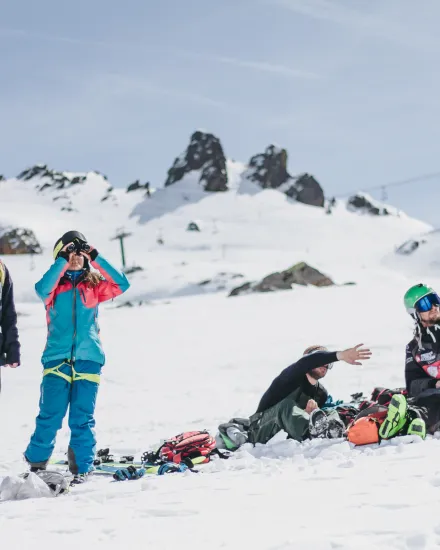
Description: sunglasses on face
415,293,440,313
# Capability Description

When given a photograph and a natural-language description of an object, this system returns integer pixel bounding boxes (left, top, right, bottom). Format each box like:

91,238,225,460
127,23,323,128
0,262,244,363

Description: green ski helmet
403,283,437,316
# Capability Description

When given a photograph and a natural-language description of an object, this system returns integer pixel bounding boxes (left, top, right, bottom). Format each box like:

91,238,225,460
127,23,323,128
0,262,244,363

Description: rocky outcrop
17,164,87,190
347,193,390,216
164,131,228,192
0,227,42,255
127,180,150,193
395,239,427,255
244,146,325,207
246,145,290,189
284,173,325,207
229,262,334,297
16,165,115,209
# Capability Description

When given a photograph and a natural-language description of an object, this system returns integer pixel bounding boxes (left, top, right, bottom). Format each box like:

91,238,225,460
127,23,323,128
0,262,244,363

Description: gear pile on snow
0,470,69,501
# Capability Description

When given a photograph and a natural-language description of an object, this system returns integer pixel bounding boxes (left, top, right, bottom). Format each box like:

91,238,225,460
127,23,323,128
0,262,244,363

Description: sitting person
403,284,440,434
216,343,371,449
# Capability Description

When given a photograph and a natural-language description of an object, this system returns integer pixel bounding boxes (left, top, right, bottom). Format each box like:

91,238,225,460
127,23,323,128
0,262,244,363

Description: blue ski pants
25,359,101,474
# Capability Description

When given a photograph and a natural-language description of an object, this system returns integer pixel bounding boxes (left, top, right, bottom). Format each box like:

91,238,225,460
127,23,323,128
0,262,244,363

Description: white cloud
182,52,319,79
0,27,113,48
269,0,439,52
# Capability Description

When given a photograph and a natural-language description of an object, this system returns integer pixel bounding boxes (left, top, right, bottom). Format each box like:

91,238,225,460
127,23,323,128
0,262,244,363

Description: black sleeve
405,342,436,397
1,265,20,365
256,351,338,413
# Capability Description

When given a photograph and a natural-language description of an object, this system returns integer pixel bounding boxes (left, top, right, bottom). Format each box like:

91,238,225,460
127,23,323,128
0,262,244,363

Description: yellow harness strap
43,362,73,383
43,362,100,385
72,367,100,384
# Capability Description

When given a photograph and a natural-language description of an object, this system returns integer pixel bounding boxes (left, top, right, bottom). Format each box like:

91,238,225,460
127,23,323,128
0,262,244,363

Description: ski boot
70,473,89,486
326,415,346,439
309,409,329,438
406,418,426,439
379,394,408,440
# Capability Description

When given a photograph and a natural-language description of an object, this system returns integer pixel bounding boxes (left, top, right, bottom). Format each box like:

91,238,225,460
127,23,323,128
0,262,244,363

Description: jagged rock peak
16,164,109,192
347,193,392,216
246,145,290,189
244,145,325,207
284,173,325,208
164,131,228,192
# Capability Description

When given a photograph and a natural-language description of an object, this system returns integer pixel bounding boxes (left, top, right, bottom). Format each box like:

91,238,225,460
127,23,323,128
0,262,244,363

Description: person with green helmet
393,283,440,436
404,283,440,394
366,283,440,442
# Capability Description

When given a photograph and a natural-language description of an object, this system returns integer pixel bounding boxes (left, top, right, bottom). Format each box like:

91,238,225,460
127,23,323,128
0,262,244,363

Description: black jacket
0,260,20,366
256,351,338,413
405,324,440,397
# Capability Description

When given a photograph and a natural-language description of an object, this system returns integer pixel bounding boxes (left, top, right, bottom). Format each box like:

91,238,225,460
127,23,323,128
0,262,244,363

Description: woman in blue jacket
24,231,130,484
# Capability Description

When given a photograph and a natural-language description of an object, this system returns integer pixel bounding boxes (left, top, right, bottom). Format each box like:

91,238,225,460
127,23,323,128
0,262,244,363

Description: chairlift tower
111,229,132,269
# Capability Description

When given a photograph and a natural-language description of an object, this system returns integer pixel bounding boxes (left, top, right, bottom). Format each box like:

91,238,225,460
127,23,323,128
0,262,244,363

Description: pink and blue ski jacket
35,254,130,365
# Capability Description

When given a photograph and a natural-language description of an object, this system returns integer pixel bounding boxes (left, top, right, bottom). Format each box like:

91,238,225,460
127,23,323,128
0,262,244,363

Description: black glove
57,251,70,261
89,248,98,261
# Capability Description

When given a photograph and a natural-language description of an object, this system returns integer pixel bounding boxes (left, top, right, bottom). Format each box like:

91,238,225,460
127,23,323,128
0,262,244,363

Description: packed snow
1,166,439,549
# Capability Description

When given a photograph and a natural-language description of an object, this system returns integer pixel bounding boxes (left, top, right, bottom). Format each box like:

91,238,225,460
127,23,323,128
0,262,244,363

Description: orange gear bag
347,416,381,446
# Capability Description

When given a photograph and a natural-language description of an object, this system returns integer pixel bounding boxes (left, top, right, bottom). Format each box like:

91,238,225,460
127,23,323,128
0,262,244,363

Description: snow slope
1,165,438,549
0,163,431,303
384,228,440,290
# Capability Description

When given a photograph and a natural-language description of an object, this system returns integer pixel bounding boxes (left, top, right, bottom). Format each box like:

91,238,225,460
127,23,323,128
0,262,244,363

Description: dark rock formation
347,194,390,216
165,131,228,192
285,173,325,207
229,262,334,296
245,146,324,207
246,145,290,189
0,227,42,255
395,239,426,255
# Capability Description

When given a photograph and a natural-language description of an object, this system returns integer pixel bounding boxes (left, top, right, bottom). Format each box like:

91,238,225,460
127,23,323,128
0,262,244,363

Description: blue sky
2,0,440,223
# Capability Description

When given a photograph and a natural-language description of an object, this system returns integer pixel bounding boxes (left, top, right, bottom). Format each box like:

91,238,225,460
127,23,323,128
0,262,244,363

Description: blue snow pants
25,359,101,474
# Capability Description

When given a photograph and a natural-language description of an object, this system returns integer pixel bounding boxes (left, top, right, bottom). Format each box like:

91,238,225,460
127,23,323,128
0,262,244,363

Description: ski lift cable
336,171,440,198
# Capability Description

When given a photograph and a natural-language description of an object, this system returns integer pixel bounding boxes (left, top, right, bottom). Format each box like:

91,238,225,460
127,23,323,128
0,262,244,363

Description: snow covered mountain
1,133,439,550
0,130,431,305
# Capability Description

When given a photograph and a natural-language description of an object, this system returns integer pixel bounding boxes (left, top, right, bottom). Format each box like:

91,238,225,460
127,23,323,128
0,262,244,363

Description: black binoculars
66,241,91,254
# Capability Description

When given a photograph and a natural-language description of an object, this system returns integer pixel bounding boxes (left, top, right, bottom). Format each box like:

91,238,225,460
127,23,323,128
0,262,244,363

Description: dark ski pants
250,394,311,444
25,359,101,474
411,389,440,433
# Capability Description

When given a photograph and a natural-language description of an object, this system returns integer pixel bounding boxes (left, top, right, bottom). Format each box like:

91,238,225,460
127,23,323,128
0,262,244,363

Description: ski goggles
415,293,440,313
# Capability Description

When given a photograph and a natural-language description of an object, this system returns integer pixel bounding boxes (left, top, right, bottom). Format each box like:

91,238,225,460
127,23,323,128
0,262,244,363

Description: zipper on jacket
70,278,78,363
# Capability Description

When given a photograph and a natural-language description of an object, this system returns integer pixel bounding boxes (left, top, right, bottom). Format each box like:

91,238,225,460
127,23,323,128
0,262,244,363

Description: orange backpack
347,417,381,445
347,404,388,446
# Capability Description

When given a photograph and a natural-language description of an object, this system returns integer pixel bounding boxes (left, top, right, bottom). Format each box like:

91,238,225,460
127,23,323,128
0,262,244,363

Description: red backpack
156,430,218,465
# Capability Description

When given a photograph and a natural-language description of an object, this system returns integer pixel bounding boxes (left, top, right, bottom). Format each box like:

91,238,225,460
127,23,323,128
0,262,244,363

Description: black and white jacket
0,260,21,366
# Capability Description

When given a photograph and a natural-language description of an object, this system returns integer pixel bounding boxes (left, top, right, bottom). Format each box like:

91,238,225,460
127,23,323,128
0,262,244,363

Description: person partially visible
403,283,440,433
246,343,372,445
0,259,21,391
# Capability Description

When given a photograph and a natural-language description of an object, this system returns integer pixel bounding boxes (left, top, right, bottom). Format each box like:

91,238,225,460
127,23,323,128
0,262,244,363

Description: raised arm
256,351,338,413
89,252,130,302
35,257,68,306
